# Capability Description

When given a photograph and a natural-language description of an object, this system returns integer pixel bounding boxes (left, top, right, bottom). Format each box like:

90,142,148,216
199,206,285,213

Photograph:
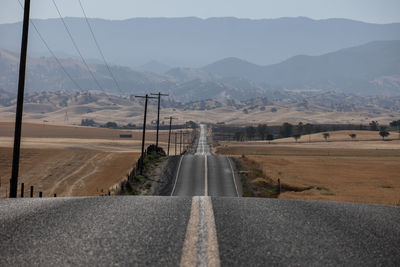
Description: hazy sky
2,0,400,24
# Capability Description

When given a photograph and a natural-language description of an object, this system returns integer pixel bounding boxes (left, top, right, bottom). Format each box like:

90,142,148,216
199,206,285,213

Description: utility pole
10,0,31,198
175,132,177,156
164,116,177,156
180,130,183,154
151,92,168,149
135,94,157,175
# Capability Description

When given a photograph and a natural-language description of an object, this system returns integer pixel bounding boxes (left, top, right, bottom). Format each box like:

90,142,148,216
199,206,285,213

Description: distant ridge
1,40,399,99
1,17,399,67
200,40,400,95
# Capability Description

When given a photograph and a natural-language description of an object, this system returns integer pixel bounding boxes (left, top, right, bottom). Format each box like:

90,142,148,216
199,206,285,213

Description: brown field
0,122,191,198
216,130,400,206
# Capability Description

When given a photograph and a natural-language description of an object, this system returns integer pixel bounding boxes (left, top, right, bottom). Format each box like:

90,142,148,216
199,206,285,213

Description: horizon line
2,15,400,25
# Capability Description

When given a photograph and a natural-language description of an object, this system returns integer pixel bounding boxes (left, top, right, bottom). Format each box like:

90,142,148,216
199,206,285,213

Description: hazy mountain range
1,17,400,68
1,40,399,100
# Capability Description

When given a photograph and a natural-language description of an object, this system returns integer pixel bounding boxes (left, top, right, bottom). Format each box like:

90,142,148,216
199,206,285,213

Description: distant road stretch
172,124,238,197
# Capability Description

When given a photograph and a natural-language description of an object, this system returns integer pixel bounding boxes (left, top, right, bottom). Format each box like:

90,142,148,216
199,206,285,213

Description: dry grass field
0,122,190,198
216,130,400,206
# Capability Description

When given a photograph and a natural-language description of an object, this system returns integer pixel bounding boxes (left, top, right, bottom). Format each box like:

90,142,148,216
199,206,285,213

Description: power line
77,0,122,93
51,0,104,91
16,0,83,91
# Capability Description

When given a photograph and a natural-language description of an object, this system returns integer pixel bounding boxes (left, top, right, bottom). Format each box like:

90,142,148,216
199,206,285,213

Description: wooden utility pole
164,116,177,156
180,130,183,154
10,0,31,198
151,92,168,149
135,94,157,174
175,132,177,156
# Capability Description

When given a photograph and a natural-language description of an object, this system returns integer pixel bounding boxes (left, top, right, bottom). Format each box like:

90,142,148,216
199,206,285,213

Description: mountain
0,48,173,95
1,40,400,102
201,40,400,95
0,48,263,102
1,17,400,68
136,61,171,74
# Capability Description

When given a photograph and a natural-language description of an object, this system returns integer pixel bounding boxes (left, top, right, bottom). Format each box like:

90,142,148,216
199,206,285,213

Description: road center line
180,196,220,267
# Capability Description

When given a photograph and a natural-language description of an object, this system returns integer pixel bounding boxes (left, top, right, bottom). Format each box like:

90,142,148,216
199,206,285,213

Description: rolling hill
1,41,400,101
202,40,400,95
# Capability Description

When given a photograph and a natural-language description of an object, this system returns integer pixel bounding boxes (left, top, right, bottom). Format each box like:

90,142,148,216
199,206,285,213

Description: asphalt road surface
1,124,399,266
172,124,238,197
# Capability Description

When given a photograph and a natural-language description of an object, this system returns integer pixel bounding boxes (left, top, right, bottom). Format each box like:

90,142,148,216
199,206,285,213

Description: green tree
349,133,357,140
105,121,118,128
245,126,256,140
279,122,293,138
323,132,330,142
379,127,390,140
234,131,244,141
256,124,269,140
369,120,379,131
296,122,304,135
266,134,274,144
293,133,301,143
304,123,314,134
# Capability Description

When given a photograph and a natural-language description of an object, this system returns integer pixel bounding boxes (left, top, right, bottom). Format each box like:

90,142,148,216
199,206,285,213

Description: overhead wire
77,0,122,93
16,0,83,91
51,0,105,91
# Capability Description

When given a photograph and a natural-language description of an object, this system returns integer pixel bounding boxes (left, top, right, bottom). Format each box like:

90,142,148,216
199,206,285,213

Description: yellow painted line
180,196,220,267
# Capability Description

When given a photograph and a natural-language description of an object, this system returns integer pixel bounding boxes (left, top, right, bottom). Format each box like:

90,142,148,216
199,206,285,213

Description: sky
2,0,400,24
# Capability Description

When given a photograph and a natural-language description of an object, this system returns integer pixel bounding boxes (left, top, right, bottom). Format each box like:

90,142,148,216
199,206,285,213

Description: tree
256,124,269,140
266,134,274,144
296,122,304,135
104,121,118,129
234,131,244,141
349,133,357,140
81,118,96,126
379,127,390,140
293,133,301,143
304,123,314,134
389,120,400,129
279,122,293,138
369,120,379,131
390,119,400,139
323,132,330,142
245,126,256,140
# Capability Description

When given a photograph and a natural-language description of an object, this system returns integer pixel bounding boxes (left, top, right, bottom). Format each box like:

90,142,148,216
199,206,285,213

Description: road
1,124,399,266
171,124,238,197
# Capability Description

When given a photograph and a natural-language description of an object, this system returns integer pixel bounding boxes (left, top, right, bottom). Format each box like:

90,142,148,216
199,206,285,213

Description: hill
1,17,400,67
1,41,400,100
1,90,399,126
202,40,400,95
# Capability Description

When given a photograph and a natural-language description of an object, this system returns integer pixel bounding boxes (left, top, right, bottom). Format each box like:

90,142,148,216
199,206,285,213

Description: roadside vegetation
213,119,400,143
118,145,166,195
232,155,311,198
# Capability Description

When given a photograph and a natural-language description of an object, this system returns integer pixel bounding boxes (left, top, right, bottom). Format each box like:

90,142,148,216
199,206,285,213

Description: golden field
0,122,189,198
216,130,400,206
